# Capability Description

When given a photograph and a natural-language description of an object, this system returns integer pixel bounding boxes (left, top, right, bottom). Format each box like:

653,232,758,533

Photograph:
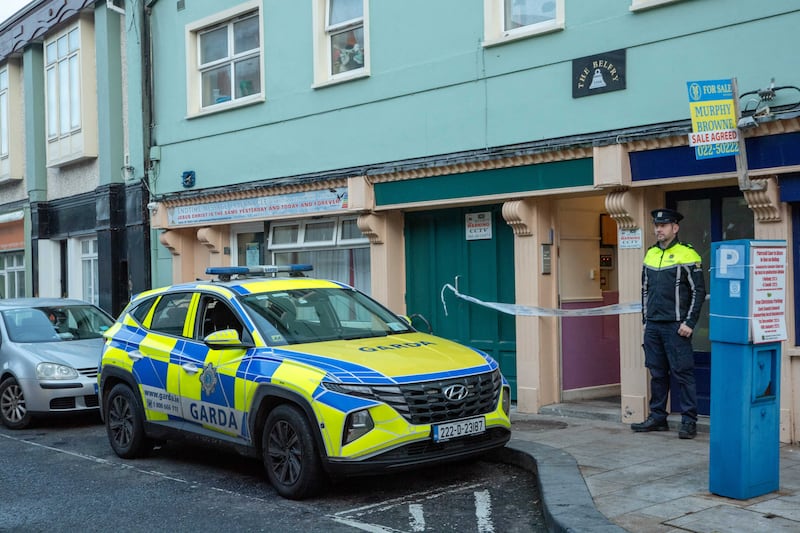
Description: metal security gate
404,205,517,398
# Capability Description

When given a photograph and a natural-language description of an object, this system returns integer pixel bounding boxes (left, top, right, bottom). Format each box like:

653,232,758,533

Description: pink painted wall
561,291,621,390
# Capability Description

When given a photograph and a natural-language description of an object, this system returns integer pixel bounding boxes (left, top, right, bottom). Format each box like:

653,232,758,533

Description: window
150,292,193,337
43,19,98,166
186,1,263,115
630,0,686,11
484,0,564,46
0,251,25,298
0,67,8,158
81,238,99,304
0,61,23,181
267,216,371,293
45,27,81,139
313,0,370,86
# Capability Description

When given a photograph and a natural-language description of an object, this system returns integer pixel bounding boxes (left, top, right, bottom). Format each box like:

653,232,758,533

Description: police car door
178,294,249,439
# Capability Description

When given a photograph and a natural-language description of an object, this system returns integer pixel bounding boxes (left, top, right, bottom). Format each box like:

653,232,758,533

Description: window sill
630,0,685,12
483,21,564,48
0,175,22,186
312,69,370,89
187,94,265,120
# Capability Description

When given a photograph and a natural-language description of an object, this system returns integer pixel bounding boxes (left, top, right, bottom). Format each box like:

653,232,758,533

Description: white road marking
409,503,425,531
475,489,494,533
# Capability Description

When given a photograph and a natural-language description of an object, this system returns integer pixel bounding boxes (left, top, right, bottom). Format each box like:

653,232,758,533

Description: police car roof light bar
206,264,313,281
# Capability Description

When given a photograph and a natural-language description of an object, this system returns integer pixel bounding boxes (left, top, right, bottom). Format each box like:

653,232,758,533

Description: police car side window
197,295,246,341
130,297,156,325
150,293,193,337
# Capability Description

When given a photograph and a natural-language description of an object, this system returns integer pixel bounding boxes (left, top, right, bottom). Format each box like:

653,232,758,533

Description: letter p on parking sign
716,244,745,279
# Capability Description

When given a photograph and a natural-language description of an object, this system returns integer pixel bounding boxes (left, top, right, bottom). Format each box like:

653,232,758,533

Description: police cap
651,208,683,224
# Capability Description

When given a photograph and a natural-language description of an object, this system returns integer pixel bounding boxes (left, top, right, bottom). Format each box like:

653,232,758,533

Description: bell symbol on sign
589,69,607,90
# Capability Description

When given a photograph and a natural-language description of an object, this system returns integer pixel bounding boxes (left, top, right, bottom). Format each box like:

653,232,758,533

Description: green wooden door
405,205,517,398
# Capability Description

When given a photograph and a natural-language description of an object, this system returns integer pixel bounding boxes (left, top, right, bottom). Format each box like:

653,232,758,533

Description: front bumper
324,426,511,476
19,377,99,414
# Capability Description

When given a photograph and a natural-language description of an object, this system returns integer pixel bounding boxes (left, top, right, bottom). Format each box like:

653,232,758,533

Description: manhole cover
511,419,568,431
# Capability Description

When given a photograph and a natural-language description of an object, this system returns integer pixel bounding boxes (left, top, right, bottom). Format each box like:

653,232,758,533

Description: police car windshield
239,287,413,345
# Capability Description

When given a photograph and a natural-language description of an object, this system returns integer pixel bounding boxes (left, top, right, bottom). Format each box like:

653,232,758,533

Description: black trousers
643,321,698,423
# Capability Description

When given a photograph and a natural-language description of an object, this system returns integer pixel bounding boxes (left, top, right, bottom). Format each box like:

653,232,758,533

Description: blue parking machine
709,239,786,499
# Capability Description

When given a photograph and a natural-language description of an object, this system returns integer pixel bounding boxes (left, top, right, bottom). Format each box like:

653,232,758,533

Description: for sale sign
687,79,740,160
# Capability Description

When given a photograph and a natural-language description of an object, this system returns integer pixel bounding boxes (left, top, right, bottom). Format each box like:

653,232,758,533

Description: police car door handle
182,363,200,374
127,350,144,361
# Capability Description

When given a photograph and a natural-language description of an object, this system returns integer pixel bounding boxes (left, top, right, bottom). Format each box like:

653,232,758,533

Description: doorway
404,205,517,398
667,187,754,415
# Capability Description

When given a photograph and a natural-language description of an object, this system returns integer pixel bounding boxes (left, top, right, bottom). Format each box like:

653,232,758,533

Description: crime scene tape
440,283,642,317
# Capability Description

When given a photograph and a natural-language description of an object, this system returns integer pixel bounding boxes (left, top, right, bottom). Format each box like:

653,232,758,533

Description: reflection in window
199,13,261,108
45,27,81,139
504,0,556,31
327,0,365,76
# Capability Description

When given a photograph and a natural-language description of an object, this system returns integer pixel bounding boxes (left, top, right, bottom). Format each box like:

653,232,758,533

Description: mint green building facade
128,1,800,442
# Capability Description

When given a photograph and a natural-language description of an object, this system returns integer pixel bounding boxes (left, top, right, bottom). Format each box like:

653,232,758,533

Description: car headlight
36,363,79,380
342,409,374,445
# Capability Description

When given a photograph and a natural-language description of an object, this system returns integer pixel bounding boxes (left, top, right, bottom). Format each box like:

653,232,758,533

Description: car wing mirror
204,329,254,349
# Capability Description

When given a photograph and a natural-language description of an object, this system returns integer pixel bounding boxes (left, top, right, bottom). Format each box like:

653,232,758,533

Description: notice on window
750,245,787,344
465,212,492,241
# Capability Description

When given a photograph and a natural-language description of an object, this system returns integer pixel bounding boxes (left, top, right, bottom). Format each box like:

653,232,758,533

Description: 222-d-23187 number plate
432,416,485,442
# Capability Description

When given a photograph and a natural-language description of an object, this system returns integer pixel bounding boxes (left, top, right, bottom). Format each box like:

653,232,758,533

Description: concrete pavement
495,399,800,532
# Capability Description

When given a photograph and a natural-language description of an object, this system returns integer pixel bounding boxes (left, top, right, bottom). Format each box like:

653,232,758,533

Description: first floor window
198,11,261,108
80,238,98,304
45,25,81,139
326,0,365,76
0,251,25,298
0,67,8,157
504,0,556,30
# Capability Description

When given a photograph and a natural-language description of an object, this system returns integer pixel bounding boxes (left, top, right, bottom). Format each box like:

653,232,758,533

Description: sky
0,0,33,24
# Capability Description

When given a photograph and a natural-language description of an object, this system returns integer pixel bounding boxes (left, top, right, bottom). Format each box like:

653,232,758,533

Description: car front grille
326,369,502,425
78,367,98,379
49,395,99,410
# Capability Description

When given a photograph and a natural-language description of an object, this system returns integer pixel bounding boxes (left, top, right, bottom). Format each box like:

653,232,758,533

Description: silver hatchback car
0,298,114,429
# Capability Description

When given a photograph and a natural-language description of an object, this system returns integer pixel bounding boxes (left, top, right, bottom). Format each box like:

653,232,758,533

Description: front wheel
262,404,325,499
105,383,153,458
0,377,32,429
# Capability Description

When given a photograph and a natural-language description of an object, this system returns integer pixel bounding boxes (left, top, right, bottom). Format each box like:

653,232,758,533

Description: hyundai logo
443,384,469,401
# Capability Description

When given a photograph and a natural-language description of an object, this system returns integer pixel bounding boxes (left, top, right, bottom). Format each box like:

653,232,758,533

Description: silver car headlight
36,363,79,380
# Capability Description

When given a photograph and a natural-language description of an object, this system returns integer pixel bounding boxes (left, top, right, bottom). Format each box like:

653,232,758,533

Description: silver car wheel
0,377,32,429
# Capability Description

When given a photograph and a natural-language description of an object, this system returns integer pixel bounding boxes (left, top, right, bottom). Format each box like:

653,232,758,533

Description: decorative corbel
159,230,181,256
604,189,638,230
502,199,534,237
197,226,224,253
357,213,385,244
743,176,782,223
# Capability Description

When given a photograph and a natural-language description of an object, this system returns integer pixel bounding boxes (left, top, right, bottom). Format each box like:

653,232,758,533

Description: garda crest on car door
177,293,249,439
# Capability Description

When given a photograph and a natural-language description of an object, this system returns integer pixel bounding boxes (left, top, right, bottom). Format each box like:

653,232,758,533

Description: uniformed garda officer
631,208,706,439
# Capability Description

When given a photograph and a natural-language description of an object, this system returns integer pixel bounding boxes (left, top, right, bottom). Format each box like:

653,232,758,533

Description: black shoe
631,417,669,432
679,421,697,439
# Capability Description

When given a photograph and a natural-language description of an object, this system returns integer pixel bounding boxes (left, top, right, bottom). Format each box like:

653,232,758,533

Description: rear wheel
262,404,325,499
105,383,153,458
0,377,32,429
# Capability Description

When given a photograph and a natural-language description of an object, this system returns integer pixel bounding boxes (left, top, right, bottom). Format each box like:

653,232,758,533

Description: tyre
105,383,153,458
0,377,32,429
262,404,325,499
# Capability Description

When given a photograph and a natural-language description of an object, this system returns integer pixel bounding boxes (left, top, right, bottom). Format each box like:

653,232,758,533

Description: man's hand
678,323,693,337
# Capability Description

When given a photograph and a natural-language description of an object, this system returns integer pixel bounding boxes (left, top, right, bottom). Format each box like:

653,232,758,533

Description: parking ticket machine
708,239,785,499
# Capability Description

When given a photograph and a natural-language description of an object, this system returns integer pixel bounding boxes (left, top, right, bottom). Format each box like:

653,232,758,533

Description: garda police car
98,265,511,499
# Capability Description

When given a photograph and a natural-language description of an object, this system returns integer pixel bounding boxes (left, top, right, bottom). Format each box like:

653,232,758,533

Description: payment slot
709,239,786,499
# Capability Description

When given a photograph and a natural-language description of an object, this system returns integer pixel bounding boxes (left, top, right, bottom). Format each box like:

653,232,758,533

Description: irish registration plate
432,416,485,442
